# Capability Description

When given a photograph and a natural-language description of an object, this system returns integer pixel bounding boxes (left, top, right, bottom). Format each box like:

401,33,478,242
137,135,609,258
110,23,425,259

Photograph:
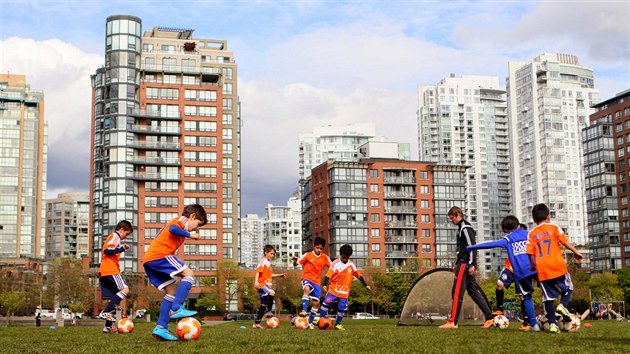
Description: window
371,244,380,252
371,229,380,238
371,213,380,222
420,185,429,194
422,229,430,238
370,169,379,178
421,215,430,223
370,199,379,207
370,184,379,192
422,244,431,253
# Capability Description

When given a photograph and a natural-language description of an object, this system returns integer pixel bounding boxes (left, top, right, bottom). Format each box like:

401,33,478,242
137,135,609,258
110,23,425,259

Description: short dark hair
339,244,353,257
519,223,528,231
448,206,463,217
115,220,133,233
501,215,520,233
313,236,326,247
264,245,275,254
532,203,550,223
182,204,208,226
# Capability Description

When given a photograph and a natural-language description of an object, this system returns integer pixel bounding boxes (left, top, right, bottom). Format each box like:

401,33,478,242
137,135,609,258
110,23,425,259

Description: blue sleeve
103,246,125,255
169,224,191,238
466,238,508,252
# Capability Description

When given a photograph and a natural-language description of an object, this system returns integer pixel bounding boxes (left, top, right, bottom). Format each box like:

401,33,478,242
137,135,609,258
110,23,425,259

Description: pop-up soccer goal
397,268,487,326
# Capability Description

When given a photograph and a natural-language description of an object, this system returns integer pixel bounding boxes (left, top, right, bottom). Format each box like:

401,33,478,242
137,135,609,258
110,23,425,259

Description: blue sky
1,0,628,215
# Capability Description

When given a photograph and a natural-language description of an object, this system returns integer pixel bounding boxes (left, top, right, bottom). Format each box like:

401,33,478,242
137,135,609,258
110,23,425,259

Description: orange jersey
325,259,362,299
504,258,513,272
143,216,188,263
256,258,273,288
98,232,124,276
297,251,331,285
526,223,568,281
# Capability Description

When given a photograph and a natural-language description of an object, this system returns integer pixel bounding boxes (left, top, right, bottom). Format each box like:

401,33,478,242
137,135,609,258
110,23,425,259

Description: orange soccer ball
294,316,309,329
176,317,202,341
117,318,134,333
266,316,280,328
318,317,333,330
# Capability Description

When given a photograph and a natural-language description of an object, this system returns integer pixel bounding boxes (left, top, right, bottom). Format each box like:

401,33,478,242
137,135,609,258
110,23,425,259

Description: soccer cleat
102,326,118,333
530,324,541,332
549,323,560,333
98,312,115,321
308,323,316,330
556,304,572,321
519,323,540,332
168,305,197,320
152,326,179,341
334,324,346,331
438,322,458,329
252,323,263,329
299,311,308,317
491,310,504,316
312,317,320,326
482,318,495,329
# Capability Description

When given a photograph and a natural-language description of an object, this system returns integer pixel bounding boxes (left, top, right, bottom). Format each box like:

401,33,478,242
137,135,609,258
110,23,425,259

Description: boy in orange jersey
143,204,207,340
526,203,583,333
319,244,371,330
291,236,331,328
98,220,133,333
253,245,287,329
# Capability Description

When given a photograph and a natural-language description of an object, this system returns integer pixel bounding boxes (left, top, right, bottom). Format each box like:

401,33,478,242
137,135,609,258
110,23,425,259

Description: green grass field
1,319,629,354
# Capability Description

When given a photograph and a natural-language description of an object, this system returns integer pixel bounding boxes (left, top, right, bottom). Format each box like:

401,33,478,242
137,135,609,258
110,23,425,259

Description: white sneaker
308,324,316,329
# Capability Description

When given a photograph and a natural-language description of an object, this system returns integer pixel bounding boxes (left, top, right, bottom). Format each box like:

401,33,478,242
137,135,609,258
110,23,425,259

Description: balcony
128,140,181,150
384,206,418,214
385,251,418,258
384,191,417,199
129,124,181,135
129,109,180,120
385,235,418,243
127,172,180,181
127,156,181,166
383,176,416,185
384,220,418,228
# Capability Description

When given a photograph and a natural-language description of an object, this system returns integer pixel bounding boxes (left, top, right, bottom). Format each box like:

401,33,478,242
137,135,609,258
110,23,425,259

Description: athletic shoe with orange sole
438,322,458,329
482,318,495,329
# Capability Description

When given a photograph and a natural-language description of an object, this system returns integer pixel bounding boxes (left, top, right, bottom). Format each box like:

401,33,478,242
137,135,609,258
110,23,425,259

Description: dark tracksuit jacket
448,219,493,324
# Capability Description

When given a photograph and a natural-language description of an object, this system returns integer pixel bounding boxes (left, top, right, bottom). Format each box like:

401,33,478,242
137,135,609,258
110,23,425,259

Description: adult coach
438,206,495,329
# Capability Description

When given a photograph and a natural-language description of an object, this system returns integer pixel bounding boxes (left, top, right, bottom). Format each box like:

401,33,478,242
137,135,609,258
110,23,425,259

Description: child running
253,245,287,329
526,203,583,333
319,244,371,330
291,236,331,329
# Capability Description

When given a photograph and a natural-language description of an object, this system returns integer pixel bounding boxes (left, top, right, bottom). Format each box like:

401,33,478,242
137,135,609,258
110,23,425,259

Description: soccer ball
562,314,581,332
176,317,202,341
117,318,134,333
266,316,280,329
493,315,509,329
317,317,333,330
294,316,309,330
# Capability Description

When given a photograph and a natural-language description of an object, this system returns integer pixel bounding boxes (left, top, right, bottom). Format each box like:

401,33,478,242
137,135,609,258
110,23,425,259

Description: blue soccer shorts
143,255,187,290
99,274,128,299
323,293,349,312
301,279,322,300
498,267,516,289
539,273,574,302
515,274,536,296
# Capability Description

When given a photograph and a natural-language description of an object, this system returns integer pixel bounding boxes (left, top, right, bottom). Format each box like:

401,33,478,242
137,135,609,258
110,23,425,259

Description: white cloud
0,37,102,190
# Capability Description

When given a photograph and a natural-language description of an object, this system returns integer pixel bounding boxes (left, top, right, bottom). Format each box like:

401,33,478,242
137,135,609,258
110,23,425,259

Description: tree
240,276,260,313
588,272,624,302
616,268,630,308
0,290,25,324
273,270,302,314
200,259,251,312
47,258,92,309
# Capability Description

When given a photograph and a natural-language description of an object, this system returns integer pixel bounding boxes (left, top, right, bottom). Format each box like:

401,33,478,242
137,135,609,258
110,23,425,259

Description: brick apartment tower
302,143,466,271
90,15,240,293
595,90,630,269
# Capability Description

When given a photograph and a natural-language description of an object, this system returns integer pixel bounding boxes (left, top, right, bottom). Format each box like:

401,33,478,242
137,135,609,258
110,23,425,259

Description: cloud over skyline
1,1,628,215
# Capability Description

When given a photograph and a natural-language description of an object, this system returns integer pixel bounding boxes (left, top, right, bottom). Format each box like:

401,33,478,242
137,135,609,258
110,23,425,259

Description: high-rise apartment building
302,141,465,271
240,213,265,269
45,193,90,259
596,90,630,269
265,195,302,267
0,74,47,258
90,15,240,285
418,75,510,274
507,53,598,246
298,123,378,180
583,113,619,272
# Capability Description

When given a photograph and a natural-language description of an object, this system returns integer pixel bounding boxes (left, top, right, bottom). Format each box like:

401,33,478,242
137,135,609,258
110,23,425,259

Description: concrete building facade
0,74,47,258
418,75,510,275
507,53,598,246
240,213,265,269
265,195,302,267
90,15,240,287
46,193,90,259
